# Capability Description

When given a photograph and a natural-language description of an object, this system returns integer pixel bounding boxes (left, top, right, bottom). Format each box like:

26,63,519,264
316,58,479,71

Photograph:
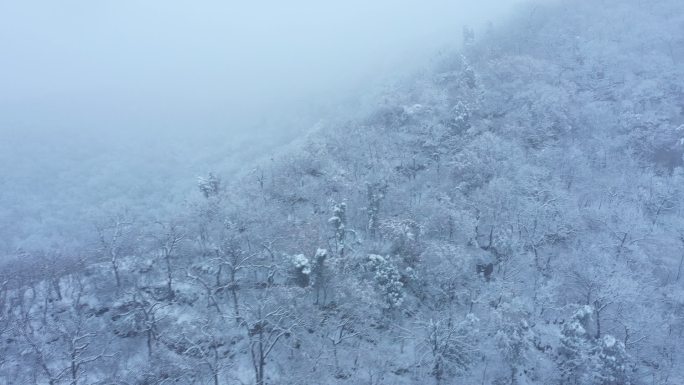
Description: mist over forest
0,0,520,253
2,0,684,384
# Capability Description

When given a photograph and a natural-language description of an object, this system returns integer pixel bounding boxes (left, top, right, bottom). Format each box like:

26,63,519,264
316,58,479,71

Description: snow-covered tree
367,254,405,310
198,173,222,199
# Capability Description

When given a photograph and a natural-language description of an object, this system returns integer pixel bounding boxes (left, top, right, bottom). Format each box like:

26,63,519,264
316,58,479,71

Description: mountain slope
2,1,684,384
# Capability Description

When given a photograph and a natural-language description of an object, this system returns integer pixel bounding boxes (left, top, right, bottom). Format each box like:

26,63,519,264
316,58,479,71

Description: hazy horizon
0,0,524,138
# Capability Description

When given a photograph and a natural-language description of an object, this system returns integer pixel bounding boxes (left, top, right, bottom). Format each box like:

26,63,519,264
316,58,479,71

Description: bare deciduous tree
95,214,135,289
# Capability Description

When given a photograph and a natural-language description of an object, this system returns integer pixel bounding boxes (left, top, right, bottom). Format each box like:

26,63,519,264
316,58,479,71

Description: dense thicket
2,1,684,384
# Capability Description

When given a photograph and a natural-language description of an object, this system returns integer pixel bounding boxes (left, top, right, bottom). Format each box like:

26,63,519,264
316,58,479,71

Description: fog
0,0,523,251
3,1,684,383
0,0,522,136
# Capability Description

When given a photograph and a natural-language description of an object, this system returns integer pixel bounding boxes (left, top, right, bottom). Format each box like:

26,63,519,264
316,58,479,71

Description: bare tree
213,241,252,322
186,265,224,314
237,291,299,385
19,276,114,385
179,318,232,385
95,214,135,289
152,221,186,298
115,289,168,358
326,317,360,375
399,315,479,385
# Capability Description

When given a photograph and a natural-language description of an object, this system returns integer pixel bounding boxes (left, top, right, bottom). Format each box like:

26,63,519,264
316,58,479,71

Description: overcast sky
0,0,524,137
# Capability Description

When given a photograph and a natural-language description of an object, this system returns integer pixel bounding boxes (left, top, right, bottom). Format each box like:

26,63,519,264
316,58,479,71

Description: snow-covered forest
2,0,684,384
